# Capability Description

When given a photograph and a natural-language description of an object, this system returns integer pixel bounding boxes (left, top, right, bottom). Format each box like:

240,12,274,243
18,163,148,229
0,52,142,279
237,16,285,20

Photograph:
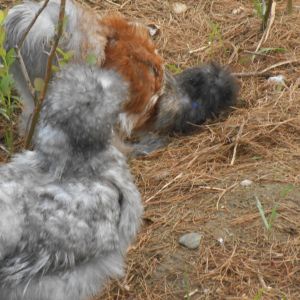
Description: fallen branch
244,50,277,59
25,0,66,148
145,173,183,203
189,45,209,54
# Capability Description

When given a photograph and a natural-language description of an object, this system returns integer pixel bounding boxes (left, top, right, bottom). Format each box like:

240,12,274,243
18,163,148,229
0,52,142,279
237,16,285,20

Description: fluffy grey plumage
0,64,142,300
155,63,238,133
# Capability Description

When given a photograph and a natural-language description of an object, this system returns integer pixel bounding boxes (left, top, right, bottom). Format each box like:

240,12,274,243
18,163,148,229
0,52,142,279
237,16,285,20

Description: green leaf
268,204,278,229
59,60,67,68
253,0,263,18
0,28,6,47
5,129,14,153
209,21,222,43
64,50,74,61
0,67,6,77
256,196,270,230
0,74,13,97
86,53,97,65
0,10,5,25
56,47,65,57
166,63,182,74
5,48,16,66
33,78,45,92
51,65,60,73
253,288,264,300
56,48,73,62
56,50,74,70
259,47,287,54
0,108,10,120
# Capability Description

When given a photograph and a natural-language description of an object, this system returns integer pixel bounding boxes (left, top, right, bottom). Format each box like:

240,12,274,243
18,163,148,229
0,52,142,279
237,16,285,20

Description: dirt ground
1,0,300,299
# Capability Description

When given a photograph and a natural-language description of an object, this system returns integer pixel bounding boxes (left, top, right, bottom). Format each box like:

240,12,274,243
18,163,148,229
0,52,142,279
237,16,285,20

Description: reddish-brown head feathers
100,15,164,131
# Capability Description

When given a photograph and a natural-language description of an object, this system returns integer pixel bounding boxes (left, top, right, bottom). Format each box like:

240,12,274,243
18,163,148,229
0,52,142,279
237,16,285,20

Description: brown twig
243,50,277,59
216,182,238,210
188,45,209,54
104,0,121,7
145,173,183,203
25,0,66,149
14,47,36,102
233,59,300,78
13,0,51,107
230,121,245,165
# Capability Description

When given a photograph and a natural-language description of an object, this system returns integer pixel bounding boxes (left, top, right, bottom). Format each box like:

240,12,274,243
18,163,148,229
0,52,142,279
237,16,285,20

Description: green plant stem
262,0,273,31
25,0,66,149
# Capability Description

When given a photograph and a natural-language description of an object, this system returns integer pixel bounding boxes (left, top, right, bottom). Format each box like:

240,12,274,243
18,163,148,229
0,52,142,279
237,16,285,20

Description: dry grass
96,1,300,299
1,0,300,299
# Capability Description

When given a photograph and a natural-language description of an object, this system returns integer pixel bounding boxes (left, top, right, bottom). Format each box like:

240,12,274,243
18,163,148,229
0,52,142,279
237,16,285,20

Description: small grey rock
240,179,253,187
179,232,203,249
172,2,188,14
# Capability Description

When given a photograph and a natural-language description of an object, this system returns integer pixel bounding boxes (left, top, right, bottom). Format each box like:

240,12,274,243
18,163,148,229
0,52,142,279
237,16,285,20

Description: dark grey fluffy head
154,63,238,134
175,63,238,127
36,64,128,152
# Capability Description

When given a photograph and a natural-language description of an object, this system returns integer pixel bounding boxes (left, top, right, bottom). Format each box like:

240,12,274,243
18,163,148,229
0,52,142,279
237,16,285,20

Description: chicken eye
108,36,117,47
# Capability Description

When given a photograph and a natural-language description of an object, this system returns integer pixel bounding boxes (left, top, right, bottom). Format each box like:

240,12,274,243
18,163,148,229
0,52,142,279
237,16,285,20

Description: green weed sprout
0,10,19,154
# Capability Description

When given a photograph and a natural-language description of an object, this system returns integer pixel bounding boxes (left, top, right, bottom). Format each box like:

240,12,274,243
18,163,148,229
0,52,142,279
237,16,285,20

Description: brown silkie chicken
5,0,237,153
101,15,164,135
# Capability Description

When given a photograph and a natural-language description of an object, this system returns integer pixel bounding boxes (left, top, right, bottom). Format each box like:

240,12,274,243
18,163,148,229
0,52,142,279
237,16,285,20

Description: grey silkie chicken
0,64,143,300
